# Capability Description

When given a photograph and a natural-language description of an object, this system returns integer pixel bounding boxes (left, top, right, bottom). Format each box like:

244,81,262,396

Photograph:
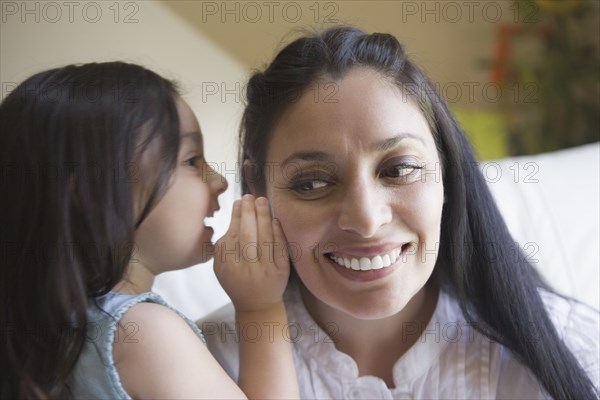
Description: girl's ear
242,159,259,196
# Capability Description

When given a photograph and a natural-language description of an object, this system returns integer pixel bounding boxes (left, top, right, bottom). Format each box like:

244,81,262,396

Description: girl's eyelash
184,155,203,167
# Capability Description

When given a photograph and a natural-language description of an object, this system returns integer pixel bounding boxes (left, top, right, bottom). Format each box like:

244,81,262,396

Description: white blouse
202,283,599,399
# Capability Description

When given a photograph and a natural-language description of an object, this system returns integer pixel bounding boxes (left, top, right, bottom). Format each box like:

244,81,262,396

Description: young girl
0,62,298,399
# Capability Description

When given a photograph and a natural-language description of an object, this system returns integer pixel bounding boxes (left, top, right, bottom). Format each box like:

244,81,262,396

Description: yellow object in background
536,0,582,14
452,107,508,161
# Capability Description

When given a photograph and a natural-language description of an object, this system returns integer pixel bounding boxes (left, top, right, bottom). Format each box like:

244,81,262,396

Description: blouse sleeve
196,303,240,382
541,290,600,389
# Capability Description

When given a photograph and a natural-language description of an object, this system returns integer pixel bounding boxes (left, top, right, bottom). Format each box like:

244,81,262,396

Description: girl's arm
113,302,248,399
214,195,299,399
113,195,297,399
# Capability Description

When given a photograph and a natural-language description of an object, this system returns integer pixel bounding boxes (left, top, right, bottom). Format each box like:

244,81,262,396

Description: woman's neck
299,282,439,388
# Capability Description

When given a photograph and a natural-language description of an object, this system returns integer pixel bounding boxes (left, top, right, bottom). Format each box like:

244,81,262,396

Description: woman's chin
336,295,412,321
302,283,414,321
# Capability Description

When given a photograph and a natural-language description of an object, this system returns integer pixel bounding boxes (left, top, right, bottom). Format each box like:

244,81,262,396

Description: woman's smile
324,242,414,282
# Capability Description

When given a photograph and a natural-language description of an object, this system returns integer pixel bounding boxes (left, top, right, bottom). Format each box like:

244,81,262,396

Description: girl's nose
203,162,228,195
337,176,392,238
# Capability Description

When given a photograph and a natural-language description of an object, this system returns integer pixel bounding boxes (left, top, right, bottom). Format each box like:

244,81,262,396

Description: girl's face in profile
265,69,444,320
133,98,227,275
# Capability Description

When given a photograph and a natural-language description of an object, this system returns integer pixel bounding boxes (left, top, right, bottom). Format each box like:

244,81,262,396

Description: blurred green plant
490,0,599,155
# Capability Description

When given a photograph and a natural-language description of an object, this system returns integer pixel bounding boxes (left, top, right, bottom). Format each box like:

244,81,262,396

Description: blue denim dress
68,291,205,399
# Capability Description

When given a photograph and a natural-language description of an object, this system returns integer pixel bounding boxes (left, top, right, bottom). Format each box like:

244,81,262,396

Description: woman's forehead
267,69,434,159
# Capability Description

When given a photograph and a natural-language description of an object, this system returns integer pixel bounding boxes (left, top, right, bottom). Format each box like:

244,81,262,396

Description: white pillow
484,142,599,310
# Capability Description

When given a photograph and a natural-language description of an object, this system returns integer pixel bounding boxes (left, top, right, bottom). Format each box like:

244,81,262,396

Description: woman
204,26,599,399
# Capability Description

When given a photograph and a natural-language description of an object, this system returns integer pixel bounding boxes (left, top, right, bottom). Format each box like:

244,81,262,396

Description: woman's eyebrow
280,134,425,166
281,151,332,167
374,133,425,152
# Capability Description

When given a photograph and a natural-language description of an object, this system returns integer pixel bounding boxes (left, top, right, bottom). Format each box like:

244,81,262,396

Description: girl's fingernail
256,197,268,207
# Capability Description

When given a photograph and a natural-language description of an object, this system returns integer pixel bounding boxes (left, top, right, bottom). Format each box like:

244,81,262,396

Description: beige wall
162,0,519,109
1,1,245,154
0,0,243,317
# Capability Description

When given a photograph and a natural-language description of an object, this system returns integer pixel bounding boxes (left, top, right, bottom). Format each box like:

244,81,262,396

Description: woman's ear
243,159,259,195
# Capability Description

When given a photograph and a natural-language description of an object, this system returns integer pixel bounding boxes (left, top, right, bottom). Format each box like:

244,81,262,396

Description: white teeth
382,254,391,267
329,248,403,271
359,257,370,270
372,256,383,270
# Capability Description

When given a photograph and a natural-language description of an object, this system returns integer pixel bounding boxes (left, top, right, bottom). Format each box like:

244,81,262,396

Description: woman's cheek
422,181,445,232
271,195,299,238
271,196,322,263
277,210,310,249
409,183,444,261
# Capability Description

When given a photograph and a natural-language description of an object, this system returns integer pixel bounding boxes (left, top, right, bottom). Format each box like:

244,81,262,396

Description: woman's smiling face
264,69,444,320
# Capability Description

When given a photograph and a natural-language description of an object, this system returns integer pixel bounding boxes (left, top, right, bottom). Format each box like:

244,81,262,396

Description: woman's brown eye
292,180,328,192
382,164,421,178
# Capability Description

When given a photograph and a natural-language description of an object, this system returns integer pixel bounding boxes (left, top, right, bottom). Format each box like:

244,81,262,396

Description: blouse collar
284,281,464,388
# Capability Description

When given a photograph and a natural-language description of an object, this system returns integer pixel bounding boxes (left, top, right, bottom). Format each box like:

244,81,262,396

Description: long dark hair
0,62,180,399
239,26,598,399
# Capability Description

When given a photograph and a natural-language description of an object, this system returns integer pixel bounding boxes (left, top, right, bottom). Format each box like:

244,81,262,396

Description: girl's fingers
272,218,290,271
255,197,274,255
225,200,242,239
214,200,241,272
239,194,258,260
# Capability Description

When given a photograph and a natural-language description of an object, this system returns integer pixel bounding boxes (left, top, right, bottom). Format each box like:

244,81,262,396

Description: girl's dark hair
0,62,180,399
239,26,598,399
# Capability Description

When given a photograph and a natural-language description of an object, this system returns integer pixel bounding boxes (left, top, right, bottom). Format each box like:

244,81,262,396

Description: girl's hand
214,195,290,313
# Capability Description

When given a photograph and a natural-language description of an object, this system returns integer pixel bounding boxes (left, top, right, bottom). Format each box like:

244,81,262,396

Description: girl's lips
201,225,215,241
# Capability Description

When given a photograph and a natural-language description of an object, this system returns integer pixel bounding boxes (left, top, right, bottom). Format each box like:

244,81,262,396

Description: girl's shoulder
101,291,206,342
69,292,208,399
112,298,207,397
112,293,247,399
115,296,205,348
87,291,206,353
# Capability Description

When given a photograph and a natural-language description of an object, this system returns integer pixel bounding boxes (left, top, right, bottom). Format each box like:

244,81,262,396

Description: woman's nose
337,177,392,238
